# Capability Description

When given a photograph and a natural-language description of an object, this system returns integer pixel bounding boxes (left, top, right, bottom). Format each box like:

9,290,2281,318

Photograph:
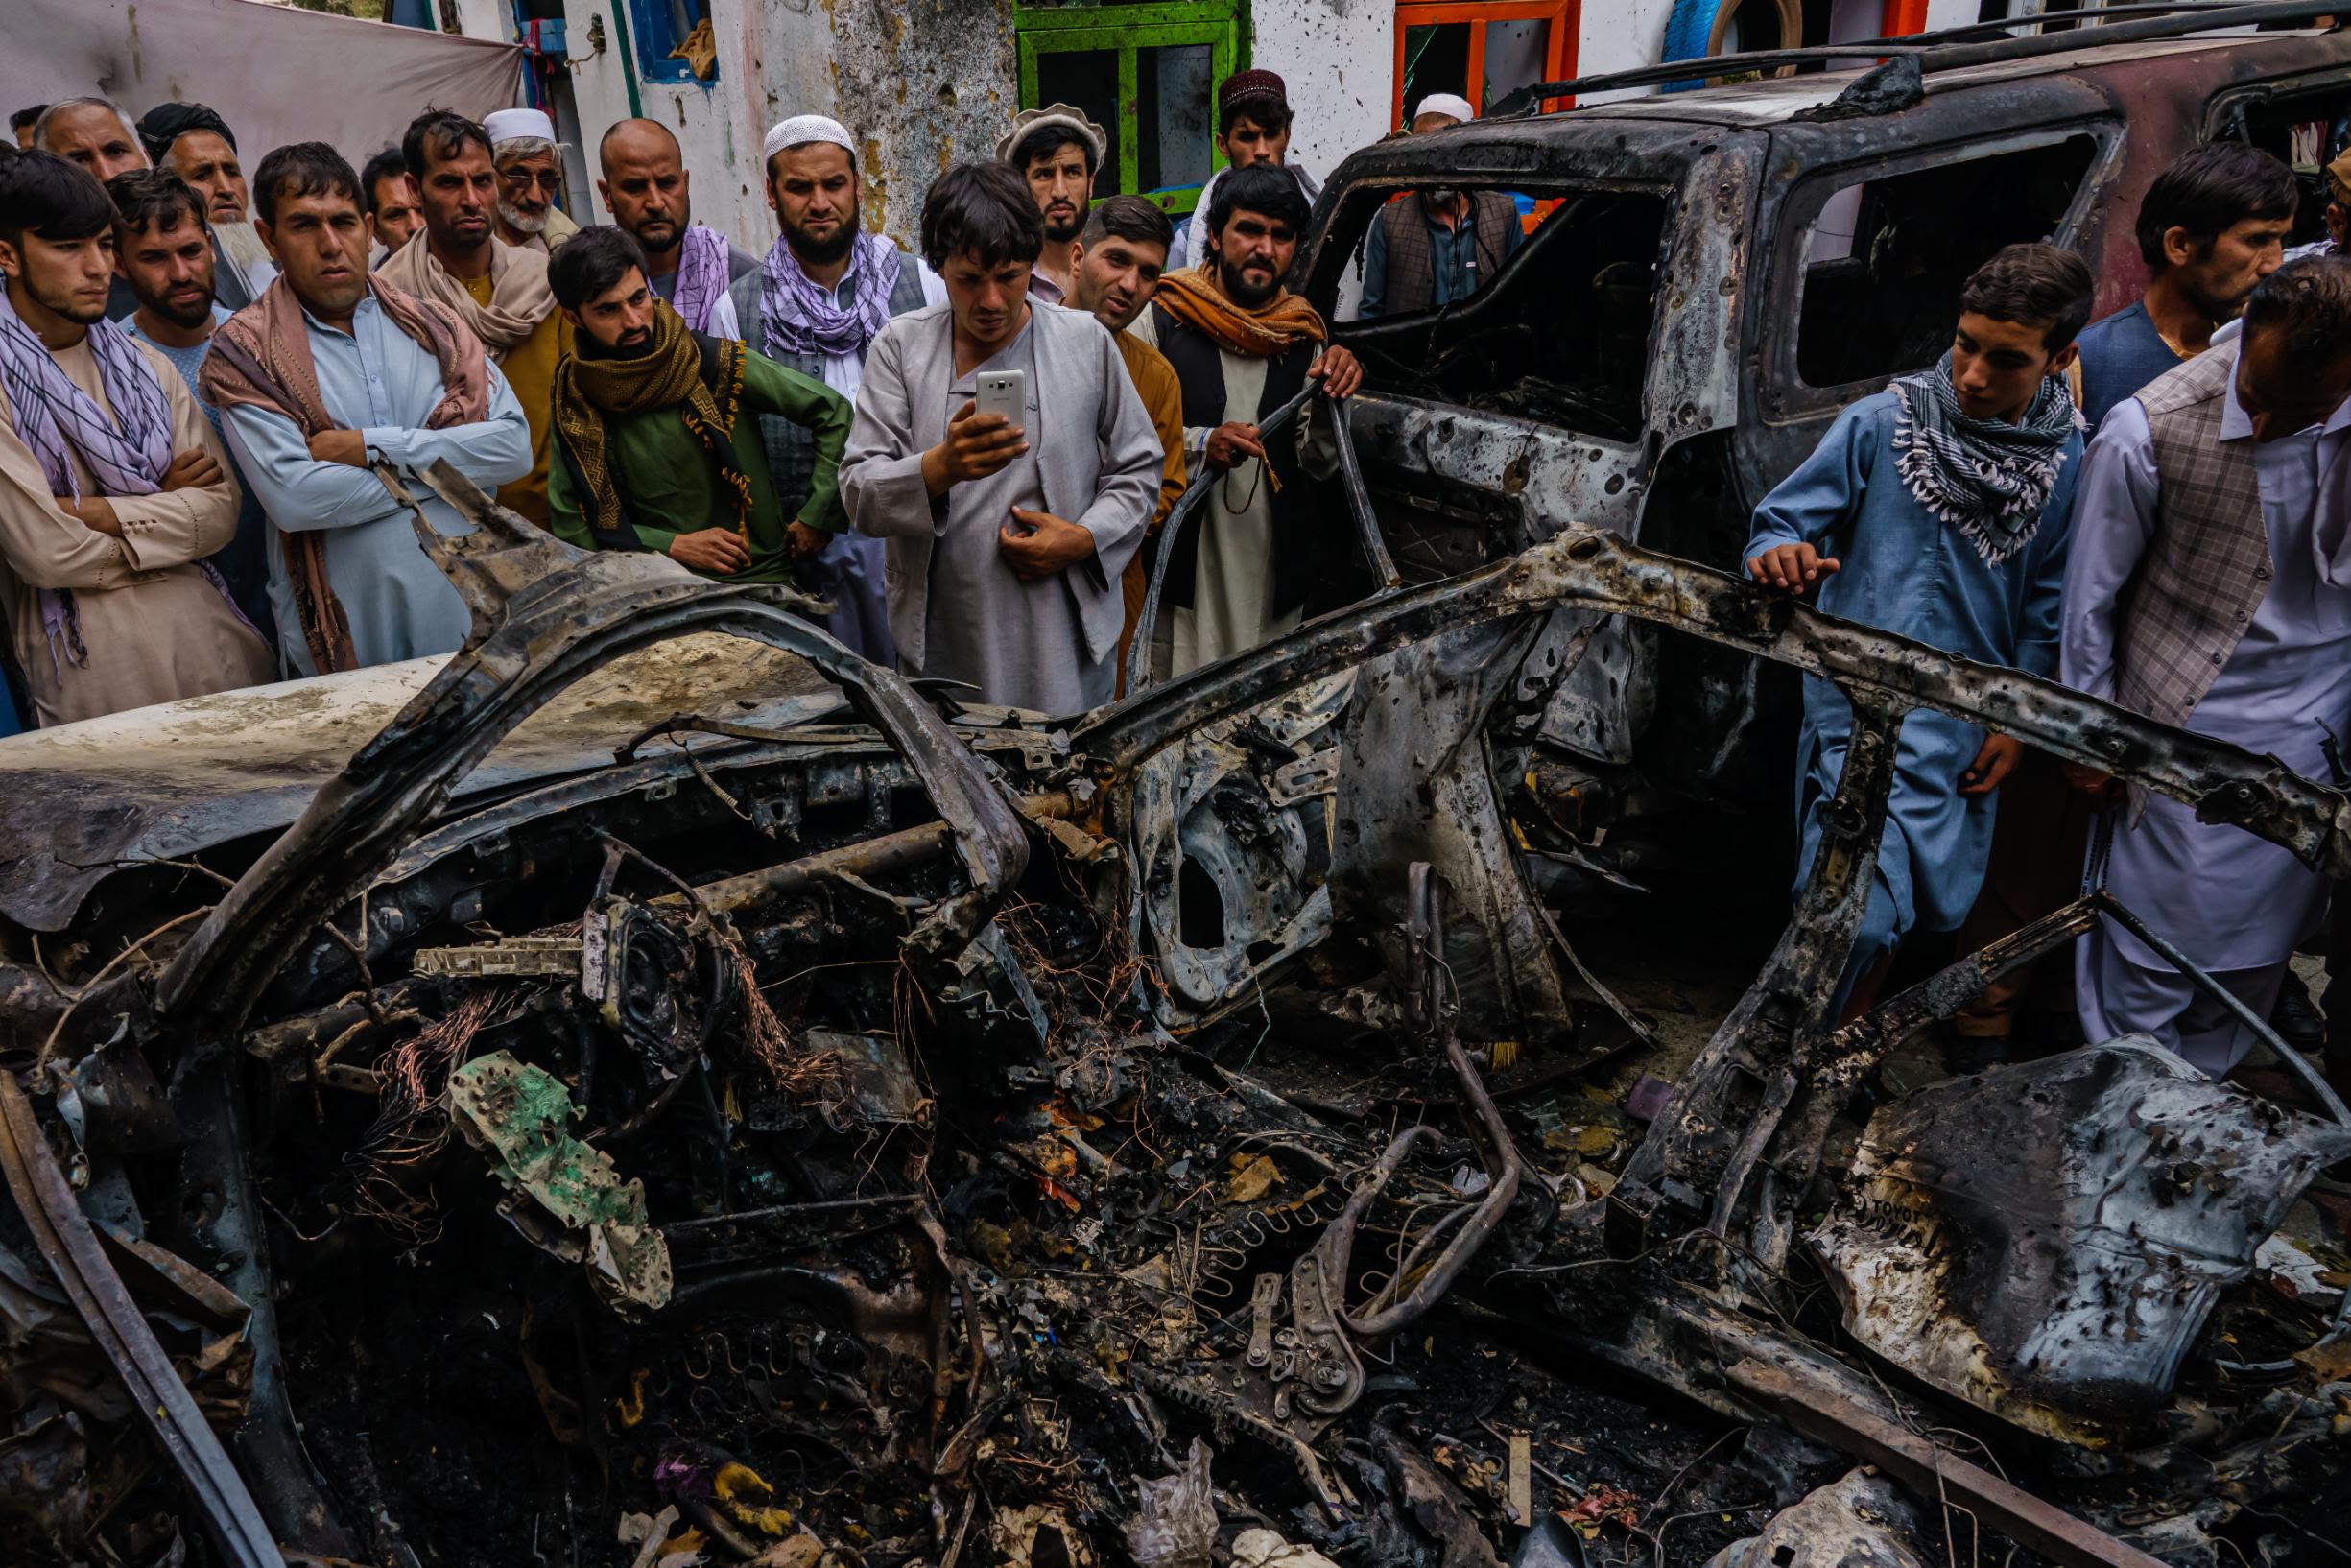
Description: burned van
1308,15,2351,820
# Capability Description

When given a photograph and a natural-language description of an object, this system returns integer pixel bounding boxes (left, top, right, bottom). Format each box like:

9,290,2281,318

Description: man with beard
596,119,756,337
726,114,942,665
484,107,579,255
547,226,849,582
841,161,1160,711
1067,195,1185,682
133,102,263,312
995,105,1105,304
1946,143,2299,1063
361,148,424,267
1127,162,1362,674
1169,72,1320,273
208,142,530,677
111,169,272,638
0,152,272,725
2075,144,2295,431
1359,93,1522,320
379,109,569,526
2062,256,2351,1079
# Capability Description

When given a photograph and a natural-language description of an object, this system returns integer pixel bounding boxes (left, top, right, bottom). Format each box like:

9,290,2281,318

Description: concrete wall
544,3,769,251
1254,0,1394,180
819,0,1021,244
539,0,1015,252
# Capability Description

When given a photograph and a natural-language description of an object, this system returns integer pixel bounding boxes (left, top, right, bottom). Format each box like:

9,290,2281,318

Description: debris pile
0,470,2345,1566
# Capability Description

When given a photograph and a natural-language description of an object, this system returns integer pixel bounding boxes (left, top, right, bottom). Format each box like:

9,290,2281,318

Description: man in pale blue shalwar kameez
2061,258,2351,1076
1745,245,2095,1012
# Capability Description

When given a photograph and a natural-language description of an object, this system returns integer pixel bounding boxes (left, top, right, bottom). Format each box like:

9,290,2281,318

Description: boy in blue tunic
1745,244,2094,1017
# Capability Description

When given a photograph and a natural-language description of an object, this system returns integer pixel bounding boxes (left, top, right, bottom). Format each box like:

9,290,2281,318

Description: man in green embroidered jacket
547,224,850,582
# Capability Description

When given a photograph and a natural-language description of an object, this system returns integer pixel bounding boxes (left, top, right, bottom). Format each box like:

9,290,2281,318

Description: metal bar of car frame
1491,0,2347,115
0,1072,284,1568
1124,383,1319,698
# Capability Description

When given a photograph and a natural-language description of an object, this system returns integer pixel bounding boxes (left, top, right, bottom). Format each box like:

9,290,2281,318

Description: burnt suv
1307,7,2351,821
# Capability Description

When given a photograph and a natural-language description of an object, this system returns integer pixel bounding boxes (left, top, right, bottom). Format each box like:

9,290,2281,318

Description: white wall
445,0,511,43
1575,0,1678,107
1252,0,1395,181
552,2,771,252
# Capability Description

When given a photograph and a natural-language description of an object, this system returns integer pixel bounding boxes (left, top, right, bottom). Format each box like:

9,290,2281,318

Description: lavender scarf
669,223,732,336
757,227,901,359
0,289,175,674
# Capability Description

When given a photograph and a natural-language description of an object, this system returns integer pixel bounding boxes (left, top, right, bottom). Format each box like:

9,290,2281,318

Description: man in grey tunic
841,161,1160,713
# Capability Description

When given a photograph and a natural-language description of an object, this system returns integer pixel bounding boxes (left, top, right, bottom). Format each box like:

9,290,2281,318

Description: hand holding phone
933,398,1031,490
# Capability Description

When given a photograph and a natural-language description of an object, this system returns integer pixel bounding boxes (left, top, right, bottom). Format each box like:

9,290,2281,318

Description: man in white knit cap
1358,92,1523,320
725,113,943,665
483,107,579,254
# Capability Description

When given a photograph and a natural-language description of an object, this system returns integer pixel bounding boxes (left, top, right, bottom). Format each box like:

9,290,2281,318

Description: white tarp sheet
0,0,519,172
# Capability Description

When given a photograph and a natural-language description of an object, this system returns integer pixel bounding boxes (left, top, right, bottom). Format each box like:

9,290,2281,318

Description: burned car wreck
1,441,2347,1568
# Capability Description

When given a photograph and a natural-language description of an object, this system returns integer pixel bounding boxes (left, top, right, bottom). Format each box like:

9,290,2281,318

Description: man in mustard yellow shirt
376,108,571,526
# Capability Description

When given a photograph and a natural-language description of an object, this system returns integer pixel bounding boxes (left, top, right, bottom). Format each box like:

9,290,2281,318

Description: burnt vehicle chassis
3,463,2349,1568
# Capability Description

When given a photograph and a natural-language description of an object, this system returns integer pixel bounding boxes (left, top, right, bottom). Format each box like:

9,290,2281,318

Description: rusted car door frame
1080,525,2350,1024
1307,128,1761,543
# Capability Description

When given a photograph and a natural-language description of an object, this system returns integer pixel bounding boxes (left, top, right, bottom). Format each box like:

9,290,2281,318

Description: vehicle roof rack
1491,0,2342,118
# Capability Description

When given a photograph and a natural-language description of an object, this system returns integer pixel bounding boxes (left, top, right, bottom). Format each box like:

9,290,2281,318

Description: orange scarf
1150,264,1326,358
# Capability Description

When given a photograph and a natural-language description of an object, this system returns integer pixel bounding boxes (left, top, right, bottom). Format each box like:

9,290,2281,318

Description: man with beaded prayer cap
726,111,945,666
482,107,580,256
1743,243,2093,1022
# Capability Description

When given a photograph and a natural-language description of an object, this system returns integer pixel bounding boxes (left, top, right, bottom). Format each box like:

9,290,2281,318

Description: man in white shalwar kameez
2061,256,2351,1075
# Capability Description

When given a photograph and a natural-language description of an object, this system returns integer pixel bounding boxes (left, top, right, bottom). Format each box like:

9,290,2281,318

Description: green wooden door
1014,2,1246,218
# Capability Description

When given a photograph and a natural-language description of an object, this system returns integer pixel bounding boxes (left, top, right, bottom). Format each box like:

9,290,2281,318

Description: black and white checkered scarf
1889,355,2081,566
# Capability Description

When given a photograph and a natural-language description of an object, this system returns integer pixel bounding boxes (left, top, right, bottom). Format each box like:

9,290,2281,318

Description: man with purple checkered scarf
0,151,271,727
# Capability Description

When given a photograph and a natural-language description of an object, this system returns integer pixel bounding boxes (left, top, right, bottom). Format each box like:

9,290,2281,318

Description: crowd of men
1,74,2347,1088
0,69,1376,726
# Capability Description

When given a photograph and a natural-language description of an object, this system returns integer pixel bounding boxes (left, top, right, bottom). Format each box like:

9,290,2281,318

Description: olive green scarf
552,298,753,551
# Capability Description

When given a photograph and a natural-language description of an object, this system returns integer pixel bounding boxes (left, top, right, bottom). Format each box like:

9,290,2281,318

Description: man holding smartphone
840,161,1161,712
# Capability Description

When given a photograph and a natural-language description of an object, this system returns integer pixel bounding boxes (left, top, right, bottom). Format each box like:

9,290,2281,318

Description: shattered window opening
1342,182,1671,441
1787,131,2103,394
2208,70,2351,247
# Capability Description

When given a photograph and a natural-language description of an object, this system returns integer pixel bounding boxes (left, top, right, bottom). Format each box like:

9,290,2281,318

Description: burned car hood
0,633,848,932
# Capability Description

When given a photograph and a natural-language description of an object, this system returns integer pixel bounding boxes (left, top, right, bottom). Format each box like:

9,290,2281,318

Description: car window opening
1345,186,1670,443
1794,133,2100,390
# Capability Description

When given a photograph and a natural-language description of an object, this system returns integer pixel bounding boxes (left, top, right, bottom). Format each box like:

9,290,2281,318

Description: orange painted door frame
1881,0,1932,36
1392,0,1580,127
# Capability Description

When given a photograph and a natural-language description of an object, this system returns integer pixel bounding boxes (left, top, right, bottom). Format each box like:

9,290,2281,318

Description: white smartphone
975,369,1027,429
